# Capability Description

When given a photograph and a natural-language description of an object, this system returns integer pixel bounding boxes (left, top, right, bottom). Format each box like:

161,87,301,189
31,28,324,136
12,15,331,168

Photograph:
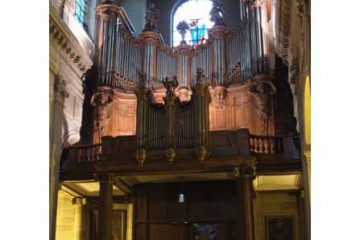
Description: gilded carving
197,145,208,163
165,148,176,165
135,148,147,167
249,76,276,133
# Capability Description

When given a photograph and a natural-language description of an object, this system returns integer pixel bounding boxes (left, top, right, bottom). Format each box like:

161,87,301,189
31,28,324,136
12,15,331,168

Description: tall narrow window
172,0,214,47
75,0,87,27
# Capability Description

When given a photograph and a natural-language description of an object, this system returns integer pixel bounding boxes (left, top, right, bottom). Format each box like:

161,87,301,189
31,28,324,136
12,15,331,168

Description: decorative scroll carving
249,75,276,133
49,8,93,74
296,0,310,22
91,87,114,138
54,74,69,98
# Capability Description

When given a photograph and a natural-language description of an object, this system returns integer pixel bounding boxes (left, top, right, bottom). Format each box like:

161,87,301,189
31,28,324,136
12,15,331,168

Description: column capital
54,74,69,99
234,164,256,179
72,197,87,206
94,173,116,183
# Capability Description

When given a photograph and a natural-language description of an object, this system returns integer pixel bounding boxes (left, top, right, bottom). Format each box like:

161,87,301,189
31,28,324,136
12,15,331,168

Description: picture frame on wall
265,216,294,240
191,223,219,240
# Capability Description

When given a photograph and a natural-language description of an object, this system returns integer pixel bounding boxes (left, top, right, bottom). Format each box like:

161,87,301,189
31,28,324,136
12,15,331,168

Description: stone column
97,173,115,240
295,190,306,240
72,197,87,240
235,164,256,240
50,74,69,240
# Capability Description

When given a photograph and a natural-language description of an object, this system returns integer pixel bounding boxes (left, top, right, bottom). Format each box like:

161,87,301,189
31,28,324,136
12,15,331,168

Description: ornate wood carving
249,75,276,134
91,86,114,139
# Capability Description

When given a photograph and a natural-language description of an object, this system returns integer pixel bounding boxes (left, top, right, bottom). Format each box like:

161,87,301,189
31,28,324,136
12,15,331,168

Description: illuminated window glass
178,193,185,203
75,0,87,26
173,0,214,47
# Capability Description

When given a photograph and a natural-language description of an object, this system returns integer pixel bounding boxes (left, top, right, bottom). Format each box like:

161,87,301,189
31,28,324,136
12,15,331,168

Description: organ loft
50,0,311,240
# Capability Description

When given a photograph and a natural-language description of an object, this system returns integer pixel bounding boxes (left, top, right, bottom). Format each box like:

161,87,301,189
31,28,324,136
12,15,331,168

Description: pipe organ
191,44,212,86
156,47,177,85
95,2,269,91
135,71,210,166
93,1,274,144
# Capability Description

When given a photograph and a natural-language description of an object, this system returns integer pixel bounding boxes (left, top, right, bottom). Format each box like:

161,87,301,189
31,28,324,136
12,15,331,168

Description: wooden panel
149,224,187,240
186,190,207,220
135,224,147,240
135,191,147,221
215,109,227,129
148,191,167,220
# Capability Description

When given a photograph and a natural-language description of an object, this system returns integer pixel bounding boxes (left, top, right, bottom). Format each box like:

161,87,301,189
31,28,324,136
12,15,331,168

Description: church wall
120,0,147,36
55,188,91,240
50,4,93,239
253,192,300,240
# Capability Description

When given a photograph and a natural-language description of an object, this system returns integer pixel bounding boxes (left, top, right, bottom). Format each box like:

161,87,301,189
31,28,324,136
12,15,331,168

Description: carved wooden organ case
90,1,276,150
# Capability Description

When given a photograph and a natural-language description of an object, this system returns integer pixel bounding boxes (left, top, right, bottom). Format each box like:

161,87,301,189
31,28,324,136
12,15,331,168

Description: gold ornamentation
135,148,147,167
165,148,176,165
197,145,208,163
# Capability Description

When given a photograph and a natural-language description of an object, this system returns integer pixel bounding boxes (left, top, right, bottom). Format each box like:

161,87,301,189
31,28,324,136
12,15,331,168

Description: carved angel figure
162,76,179,97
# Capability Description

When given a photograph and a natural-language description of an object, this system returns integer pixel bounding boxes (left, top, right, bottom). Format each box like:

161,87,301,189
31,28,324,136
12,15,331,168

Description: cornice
49,6,93,75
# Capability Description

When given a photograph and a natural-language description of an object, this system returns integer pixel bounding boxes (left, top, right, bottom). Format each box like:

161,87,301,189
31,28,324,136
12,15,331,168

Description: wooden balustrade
62,132,300,173
76,143,103,163
249,135,284,154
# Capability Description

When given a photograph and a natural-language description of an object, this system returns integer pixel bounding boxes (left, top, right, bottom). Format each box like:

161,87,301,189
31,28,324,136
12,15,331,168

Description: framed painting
191,223,219,240
265,216,294,240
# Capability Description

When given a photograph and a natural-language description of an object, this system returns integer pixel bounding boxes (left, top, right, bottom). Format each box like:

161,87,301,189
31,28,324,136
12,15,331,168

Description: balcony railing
62,131,300,174
74,143,102,163
249,134,300,159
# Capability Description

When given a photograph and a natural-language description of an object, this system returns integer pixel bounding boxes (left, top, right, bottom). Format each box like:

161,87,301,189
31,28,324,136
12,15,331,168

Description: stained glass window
173,0,214,47
75,0,87,26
